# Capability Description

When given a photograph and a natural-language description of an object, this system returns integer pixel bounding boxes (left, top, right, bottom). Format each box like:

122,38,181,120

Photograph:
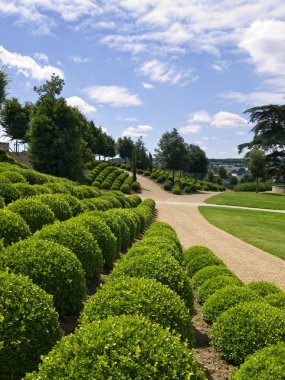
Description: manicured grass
205,191,285,210
199,206,285,260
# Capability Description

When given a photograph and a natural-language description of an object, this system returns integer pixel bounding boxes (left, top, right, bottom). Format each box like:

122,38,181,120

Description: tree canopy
0,67,9,109
247,148,266,192
238,105,285,183
186,144,209,179
116,137,134,163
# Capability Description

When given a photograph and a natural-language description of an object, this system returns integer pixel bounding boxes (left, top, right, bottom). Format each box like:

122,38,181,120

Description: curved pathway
137,174,285,291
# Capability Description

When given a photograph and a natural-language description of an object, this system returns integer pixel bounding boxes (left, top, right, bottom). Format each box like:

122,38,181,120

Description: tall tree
247,148,266,193
155,128,188,179
238,105,285,183
135,136,150,169
186,144,209,179
116,137,134,164
0,98,33,145
33,73,65,100
28,77,84,180
218,165,227,180
0,67,9,109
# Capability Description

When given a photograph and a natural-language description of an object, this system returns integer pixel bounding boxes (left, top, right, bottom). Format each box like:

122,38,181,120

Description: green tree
28,78,84,180
0,98,33,145
33,73,65,100
155,128,188,179
116,137,134,164
218,165,227,180
186,144,209,179
238,105,285,183
247,149,266,192
135,136,150,170
0,67,9,109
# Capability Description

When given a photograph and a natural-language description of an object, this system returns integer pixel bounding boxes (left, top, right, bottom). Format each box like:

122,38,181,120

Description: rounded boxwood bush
0,209,31,246
143,170,151,176
265,292,285,310
196,275,242,303
17,169,48,185
94,211,122,254
202,285,260,322
73,213,116,269
163,180,172,191
2,238,87,315
25,315,205,380
120,183,131,194
80,276,194,344
0,195,5,208
0,271,62,380
36,194,72,221
105,210,130,251
12,183,38,198
7,198,55,233
191,265,237,290
1,170,27,183
247,281,282,297
131,181,140,191
0,183,20,204
109,251,194,312
112,209,136,242
55,193,83,216
145,222,182,251
231,342,285,380
183,245,215,266
172,185,181,195
186,252,225,277
211,302,285,365
128,194,142,207
34,221,103,286
184,185,192,194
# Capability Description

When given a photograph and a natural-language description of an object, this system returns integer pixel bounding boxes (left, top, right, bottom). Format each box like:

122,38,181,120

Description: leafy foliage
0,209,31,246
196,275,242,303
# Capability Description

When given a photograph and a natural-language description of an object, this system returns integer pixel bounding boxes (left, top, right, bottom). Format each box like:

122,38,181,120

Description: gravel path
138,174,285,291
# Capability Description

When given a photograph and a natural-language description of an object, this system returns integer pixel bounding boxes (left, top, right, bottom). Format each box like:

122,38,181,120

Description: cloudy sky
1,0,285,158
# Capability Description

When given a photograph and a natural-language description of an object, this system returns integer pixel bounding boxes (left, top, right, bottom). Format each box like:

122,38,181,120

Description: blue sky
1,1,285,158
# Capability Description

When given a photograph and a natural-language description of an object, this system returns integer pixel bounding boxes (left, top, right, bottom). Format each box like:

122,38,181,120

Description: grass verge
205,192,285,210
199,206,285,260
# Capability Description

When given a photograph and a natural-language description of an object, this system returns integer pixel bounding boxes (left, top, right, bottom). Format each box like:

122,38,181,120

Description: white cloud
34,52,49,63
85,85,142,107
70,55,90,64
138,59,191,85
123,124,153,137
210,111,248,129
219,90,285,105
141,82,154,89
66,96,97,114
0,45,64,80
191,111,212,123
179,124,202,135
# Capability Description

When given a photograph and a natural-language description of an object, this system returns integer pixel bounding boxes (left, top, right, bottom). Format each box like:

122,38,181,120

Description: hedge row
184,245,285,375
24,221,205,379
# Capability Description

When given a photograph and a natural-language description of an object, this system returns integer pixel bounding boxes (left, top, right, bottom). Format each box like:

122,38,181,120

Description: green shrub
196,275,242,303
80,276,194,343
128,194,142,207
186,252,225,277
0,271,62,380
247,281,283,297
97,195,122,208
120,183,131,194
31,184,52,194
55,194,83,216
93,211,122,254
36,194,72,221
2,238,87,315
0,173,11,183
101,180,111,190
109,251,194,312
17,169,48,185
7,198,55,233
0,183,20,204
41,182,69,194
184,185,192,193
34,221,103,286
164,180,172,190
111,209,136,242
72,213,116,269
12,183,38,198
157,175,166,183
234,182,272,192
143,170,151,176
25,315,205,380
131,181,140,191
265,292,285,310
0,195,5,208
211,302,285,365
172,185,181,195
0,209,31,246
202,285,260,322
1,170,27,183
119,209,141,236
231,342,285,380
105,210,130,251
183,245,214,265
191,265,237,289
144,222,182,250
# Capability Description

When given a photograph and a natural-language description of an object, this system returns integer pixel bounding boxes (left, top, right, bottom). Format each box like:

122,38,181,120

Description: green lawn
199,206,285,260
205,191,285,210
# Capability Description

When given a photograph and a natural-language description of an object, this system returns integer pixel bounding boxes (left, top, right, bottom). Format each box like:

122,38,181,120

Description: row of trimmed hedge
0,198,156,380
24,221,205,379
184,245,285,378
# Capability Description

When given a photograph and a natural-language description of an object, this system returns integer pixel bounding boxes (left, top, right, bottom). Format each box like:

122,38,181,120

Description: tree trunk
172,169,175,181
256,177,259,193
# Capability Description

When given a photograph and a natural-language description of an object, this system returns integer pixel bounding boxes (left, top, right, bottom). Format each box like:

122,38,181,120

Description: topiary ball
35,194,72,221
0,271,62,380
0,183,20,204
211,301,285,365
183,245,215,266
231,342,285,380
7,198,55,233
186,252,225,277
1,238,87,315
0,209,31,246
196,275,242,303
109,251,194,313
34,221,103,286
191,265,237,290
202,285,259,322
25,315,205,380
12,183,38,198
80,276,194,344
247,281,283,297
